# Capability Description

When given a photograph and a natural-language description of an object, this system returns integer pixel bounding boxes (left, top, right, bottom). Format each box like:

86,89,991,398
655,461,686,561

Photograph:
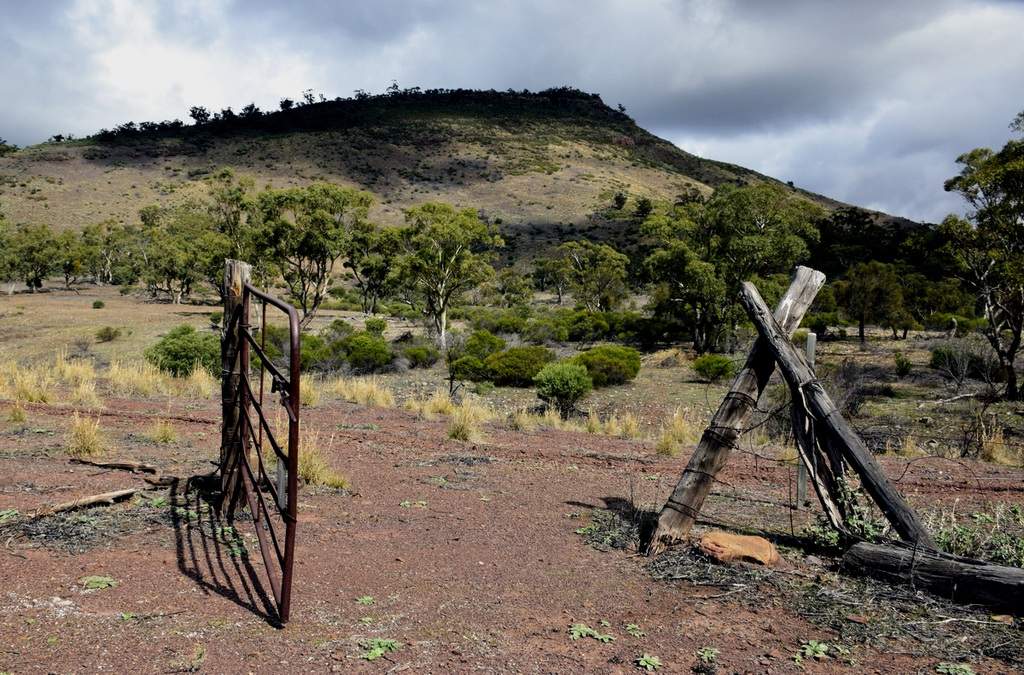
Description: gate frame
221,259,300,623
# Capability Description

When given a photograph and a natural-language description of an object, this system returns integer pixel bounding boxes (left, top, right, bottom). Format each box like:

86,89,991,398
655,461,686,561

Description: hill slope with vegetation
0,87,886,247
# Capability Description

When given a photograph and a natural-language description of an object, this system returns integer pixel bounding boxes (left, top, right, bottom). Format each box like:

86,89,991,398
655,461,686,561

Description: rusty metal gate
222,280,300,623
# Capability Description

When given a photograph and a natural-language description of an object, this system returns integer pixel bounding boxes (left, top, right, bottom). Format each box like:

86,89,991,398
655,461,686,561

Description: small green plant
95,325,122,342
208,311,223,327
697,646,720,663
360,616,374,624
0,508,19,522
936,664,976,675
534,361,593,419
797,640,829,662
692,354,734,383
80,575,116,590
625,623,645,637
635,653,662,671
120,612,137,620
568,622,615,642
92,300,105,309
359,637,402,660
356,595,375,605
893,351,913,378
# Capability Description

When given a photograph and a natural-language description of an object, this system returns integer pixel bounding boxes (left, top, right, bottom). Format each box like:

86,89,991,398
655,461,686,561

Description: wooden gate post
738,281,937,549
644,266,825,554
221,259,252,515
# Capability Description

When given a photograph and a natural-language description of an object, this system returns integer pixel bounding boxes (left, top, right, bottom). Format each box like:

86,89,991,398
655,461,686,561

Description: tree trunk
738,281,937,550
843,540,1024,611
644,266,826,554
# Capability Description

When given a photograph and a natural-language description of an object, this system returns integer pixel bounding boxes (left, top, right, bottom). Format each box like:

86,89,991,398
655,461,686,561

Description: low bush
343,333,395,374
534,362,592,419
95,326,122,343
484,346,556,387
692,354,734,383
404,344,440,369
92,300,105,309
365,317,387,335
144,324,219,377
575,345,641,386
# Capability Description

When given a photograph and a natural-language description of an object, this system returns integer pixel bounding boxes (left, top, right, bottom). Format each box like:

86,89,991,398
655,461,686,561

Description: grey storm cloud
2,0,1023,224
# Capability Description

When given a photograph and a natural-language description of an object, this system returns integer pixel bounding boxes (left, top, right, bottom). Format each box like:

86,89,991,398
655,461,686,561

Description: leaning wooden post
644,266,825,555
221,259,252,515
738,281,937,549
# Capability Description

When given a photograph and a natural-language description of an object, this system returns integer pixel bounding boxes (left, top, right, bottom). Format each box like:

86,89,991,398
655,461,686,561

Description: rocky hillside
0,87,896,258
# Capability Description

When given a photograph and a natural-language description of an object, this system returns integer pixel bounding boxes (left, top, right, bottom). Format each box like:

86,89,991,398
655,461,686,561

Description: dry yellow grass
148,419,177,444
297,431,350,489
345,377,395,407
55,349,98,387
5,400,27,424
404,388,457,419
4,361,58,404
106,359,166,397
70,380,104,408
299,378,320,408
65,411,106,457
181,365,218,399
447,396,495,441
654,407,703,456
507,406,539,432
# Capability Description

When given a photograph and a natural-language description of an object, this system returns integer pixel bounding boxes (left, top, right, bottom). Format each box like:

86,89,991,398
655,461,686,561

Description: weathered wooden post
795,332,816,507
738,281,937,549
644,266,825,554
221,259,251,515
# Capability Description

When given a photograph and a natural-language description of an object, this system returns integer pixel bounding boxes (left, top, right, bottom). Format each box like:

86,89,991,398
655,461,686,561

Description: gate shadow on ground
168,481,280,627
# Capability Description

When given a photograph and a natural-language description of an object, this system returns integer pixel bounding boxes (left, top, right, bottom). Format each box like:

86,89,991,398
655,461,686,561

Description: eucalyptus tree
399,202,502,347
643,183,822,353
253,183,374,329
938,110,1024,398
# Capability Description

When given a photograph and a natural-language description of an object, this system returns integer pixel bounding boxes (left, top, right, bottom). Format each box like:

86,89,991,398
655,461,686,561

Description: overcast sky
3,0,1023,224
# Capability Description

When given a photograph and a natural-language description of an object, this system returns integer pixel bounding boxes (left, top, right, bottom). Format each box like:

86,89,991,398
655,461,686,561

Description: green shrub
92,300,105,309
692,354,734,383
484,347,556,387
144,324,219,377
449,355,486,382
521,317,570,344
404,344,440,369
464,330,507,361
576,345,641,386
209,311,223,327
95,326,122,343
344,333,395,374
365,317,387,335
893,352,912,378
534,362,593,418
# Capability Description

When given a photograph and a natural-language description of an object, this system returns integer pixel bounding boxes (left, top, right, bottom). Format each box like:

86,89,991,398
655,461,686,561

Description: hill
0,87,907,259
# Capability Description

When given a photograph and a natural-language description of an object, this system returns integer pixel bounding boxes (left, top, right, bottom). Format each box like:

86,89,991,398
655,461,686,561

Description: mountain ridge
0,87,915,257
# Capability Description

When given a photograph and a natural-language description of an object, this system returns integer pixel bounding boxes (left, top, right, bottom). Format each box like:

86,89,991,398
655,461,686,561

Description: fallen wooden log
739,281,937,550
644,266,825,554
843,540,1024,611
33,488,140,517
70,458,162,475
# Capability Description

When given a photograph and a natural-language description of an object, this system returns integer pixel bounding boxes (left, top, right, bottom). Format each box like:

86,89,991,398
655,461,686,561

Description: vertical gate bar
279,303,301,623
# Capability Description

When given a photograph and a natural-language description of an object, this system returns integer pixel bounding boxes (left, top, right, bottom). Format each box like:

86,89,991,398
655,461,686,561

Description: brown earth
1,288,1023,674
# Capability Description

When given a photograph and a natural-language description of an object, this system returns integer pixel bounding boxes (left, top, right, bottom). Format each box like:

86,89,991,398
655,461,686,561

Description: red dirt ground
1,392,1023,674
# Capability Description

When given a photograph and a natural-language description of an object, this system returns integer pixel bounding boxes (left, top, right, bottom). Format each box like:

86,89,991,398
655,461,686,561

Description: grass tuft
297,431,350,489
654,407,702,456
65,411,106,457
